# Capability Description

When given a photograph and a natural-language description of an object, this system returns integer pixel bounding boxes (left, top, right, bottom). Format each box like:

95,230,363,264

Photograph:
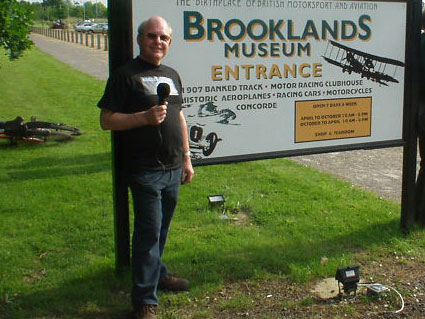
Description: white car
92,23,108,34
75,22,97,33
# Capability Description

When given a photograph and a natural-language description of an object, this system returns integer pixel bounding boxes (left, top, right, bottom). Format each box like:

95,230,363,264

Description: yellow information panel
295,97,372,143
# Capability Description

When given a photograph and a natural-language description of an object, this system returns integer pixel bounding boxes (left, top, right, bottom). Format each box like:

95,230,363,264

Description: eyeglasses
146,33,171,43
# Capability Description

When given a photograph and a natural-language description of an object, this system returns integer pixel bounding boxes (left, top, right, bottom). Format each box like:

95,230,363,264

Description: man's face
138,18,172,65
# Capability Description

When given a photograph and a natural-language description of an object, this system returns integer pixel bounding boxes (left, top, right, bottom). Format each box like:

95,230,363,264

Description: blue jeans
129,168,182,306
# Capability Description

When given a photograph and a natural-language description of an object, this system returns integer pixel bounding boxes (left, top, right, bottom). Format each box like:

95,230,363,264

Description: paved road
30,33,418,202
31,33,109,81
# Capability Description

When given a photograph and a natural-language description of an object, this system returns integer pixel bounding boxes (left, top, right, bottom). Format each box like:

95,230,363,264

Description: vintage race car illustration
196,102,237,124
188,124,222,159
185,101,238,159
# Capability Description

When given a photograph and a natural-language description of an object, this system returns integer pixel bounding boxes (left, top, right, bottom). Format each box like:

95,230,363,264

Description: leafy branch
0,0,33,60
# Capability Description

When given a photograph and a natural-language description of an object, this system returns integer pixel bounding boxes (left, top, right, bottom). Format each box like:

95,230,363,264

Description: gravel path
30,33,418,203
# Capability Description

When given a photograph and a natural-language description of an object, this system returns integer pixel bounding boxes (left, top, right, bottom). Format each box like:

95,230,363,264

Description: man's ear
137,33,143,47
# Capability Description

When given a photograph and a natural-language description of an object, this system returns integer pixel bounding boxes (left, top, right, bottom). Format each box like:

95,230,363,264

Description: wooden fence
31,27,109,52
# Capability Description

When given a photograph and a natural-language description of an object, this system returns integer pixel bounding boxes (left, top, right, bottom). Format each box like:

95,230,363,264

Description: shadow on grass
0,138,80,150
1,152,111,182
3,268,133,319
172,218,405,287
5,218,407,318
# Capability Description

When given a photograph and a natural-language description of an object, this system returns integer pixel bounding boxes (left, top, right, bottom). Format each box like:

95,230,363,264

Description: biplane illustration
322,40,405,86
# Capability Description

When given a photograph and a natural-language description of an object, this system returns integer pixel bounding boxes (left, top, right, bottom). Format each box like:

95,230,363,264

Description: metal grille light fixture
207,194,225,207
335,265,360,296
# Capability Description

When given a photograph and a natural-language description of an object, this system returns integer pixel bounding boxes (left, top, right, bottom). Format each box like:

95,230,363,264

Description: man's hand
181,156,194,184
100,104,167,131
146,103,167,126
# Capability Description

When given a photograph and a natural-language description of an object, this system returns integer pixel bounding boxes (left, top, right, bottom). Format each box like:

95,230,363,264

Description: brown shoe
133,304,157,319
158,274,189,291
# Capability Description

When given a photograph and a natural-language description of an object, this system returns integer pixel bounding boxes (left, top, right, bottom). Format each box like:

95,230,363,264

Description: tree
84,2,95,19
29,2,43,21
42,0,66,21
71,5,84,21
94,2,107,19
0,0,33,60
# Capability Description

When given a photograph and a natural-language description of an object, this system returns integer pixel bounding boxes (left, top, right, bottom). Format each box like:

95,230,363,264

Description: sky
24,0,108,6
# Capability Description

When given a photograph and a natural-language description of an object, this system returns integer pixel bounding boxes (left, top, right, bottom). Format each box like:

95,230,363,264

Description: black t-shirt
98,58,183,171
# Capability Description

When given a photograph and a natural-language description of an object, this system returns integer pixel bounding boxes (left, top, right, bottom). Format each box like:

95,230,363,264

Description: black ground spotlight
335,265,360,296
207,194,225,208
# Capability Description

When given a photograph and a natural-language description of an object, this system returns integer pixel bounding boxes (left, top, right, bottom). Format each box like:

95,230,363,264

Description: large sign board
132,0,407,165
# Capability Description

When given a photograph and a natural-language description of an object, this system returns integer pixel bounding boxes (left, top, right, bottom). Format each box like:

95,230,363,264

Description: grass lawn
0,46,424,319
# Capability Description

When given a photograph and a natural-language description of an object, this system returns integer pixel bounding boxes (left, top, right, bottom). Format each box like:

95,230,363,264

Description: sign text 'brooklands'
183,11,372,80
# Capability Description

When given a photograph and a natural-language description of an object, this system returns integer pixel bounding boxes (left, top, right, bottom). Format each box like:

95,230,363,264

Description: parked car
92,23,108,34
52,20,65,29
75,22,97,33
74,22,85,32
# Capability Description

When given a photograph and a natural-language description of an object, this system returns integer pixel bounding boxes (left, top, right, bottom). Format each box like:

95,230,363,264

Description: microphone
155,83,171,168
157,83,170,105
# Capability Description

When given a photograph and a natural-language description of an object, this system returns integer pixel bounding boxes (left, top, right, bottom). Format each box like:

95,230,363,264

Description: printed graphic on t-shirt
141,76,178,96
